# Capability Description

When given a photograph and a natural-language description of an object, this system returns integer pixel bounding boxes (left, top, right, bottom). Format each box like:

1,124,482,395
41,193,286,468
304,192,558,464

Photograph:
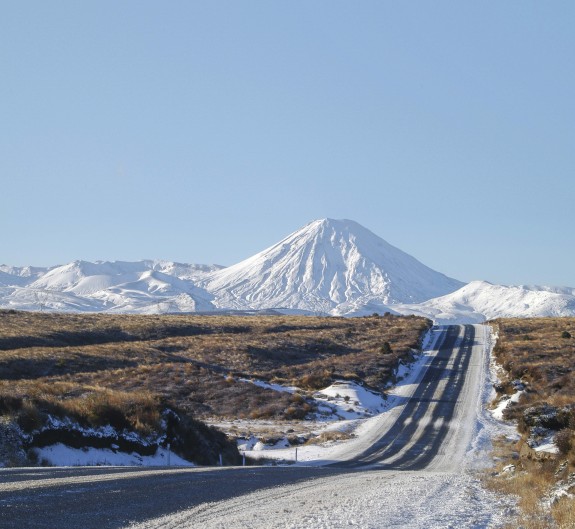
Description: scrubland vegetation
487,318,575,529
0,310,430,465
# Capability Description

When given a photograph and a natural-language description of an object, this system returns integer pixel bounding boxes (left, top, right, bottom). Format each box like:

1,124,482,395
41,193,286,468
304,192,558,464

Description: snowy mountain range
2,219,574,323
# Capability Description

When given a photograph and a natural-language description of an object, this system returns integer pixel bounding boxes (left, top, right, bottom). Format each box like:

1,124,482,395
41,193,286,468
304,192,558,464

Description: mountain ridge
1,219,574,323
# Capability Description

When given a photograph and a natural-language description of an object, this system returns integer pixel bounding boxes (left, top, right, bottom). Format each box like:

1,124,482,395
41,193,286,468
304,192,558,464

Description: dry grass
485,435,575,529
486,318,575,528
0,310,430,428
305,430,354,444
551,496,575,529
490,317,575,404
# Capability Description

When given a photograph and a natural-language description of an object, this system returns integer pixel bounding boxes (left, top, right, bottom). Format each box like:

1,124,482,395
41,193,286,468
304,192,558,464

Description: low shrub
165,410,240,465
555,428,572,455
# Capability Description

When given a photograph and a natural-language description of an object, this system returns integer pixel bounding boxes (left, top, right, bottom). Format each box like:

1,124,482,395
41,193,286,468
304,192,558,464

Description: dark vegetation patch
491,317,575,414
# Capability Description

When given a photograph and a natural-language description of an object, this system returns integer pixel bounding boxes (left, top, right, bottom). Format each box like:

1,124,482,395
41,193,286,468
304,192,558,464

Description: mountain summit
203,219,464,314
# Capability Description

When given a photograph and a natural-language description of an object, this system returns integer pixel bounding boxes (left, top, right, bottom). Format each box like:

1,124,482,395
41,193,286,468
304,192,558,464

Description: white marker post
167,443,171,466
295,447,298,463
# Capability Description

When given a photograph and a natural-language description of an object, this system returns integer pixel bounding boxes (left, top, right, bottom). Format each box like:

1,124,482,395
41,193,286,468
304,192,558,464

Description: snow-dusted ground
126,325,519,528
233,329,442,464
34,444,193,467
127,471,513,529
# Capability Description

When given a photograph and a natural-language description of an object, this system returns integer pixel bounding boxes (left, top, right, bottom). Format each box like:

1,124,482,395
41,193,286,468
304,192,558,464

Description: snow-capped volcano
202,219,465,314
2,219,574,322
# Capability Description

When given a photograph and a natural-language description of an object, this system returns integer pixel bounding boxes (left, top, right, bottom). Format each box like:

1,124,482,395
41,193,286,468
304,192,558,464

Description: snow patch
237,378,298,394
34,444,193,467
313,381,387,419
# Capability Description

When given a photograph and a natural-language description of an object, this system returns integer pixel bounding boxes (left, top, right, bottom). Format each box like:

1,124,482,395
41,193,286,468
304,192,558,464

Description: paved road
0,466,342,529
0,325,485,528
335,324,478,470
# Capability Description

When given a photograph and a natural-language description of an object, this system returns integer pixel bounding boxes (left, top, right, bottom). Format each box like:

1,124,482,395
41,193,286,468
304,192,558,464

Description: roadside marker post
167,443,171,466
295,447,298,463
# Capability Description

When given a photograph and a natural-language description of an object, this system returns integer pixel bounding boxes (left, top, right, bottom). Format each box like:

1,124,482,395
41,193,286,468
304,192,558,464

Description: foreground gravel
125,470,514,529
0,466,337,529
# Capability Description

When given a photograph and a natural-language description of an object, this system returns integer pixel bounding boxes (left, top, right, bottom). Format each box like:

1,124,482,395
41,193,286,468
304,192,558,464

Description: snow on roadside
464,325,519,471
34,444,193,467
490,377,526,421
20,415,197,468
313,380,387,419
237,377,388,420
488,368,561,456
237,327,445,463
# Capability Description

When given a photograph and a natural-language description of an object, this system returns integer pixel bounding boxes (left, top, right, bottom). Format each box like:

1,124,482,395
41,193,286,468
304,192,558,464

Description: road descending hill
0,325,515,528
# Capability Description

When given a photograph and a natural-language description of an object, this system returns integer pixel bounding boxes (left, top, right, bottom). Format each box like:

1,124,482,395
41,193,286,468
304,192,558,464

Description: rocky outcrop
0,418,27,467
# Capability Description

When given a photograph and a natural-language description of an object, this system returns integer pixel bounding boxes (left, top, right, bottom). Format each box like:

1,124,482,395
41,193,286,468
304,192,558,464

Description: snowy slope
0,265,53,287
28,260,222,294
0,260,219,313
394,280,575,323
203,219,464,314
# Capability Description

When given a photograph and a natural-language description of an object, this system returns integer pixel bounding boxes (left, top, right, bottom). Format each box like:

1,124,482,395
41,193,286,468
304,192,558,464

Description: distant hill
395,280,575,323
0,260,221,313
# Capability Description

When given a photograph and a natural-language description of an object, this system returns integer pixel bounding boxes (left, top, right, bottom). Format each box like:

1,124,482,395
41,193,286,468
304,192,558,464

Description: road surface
335,324,480,470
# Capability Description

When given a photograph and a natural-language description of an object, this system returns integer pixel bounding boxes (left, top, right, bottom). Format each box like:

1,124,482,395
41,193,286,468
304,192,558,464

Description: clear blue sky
2,2,574,286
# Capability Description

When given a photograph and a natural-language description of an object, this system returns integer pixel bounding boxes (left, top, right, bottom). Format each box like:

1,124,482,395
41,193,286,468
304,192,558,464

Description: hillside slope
395,281,575,323
0,261,220,313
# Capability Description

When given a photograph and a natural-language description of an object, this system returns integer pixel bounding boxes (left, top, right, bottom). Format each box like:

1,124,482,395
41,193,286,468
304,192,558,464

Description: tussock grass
487,318,575,528
491,318,575,403
0,310,430,426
